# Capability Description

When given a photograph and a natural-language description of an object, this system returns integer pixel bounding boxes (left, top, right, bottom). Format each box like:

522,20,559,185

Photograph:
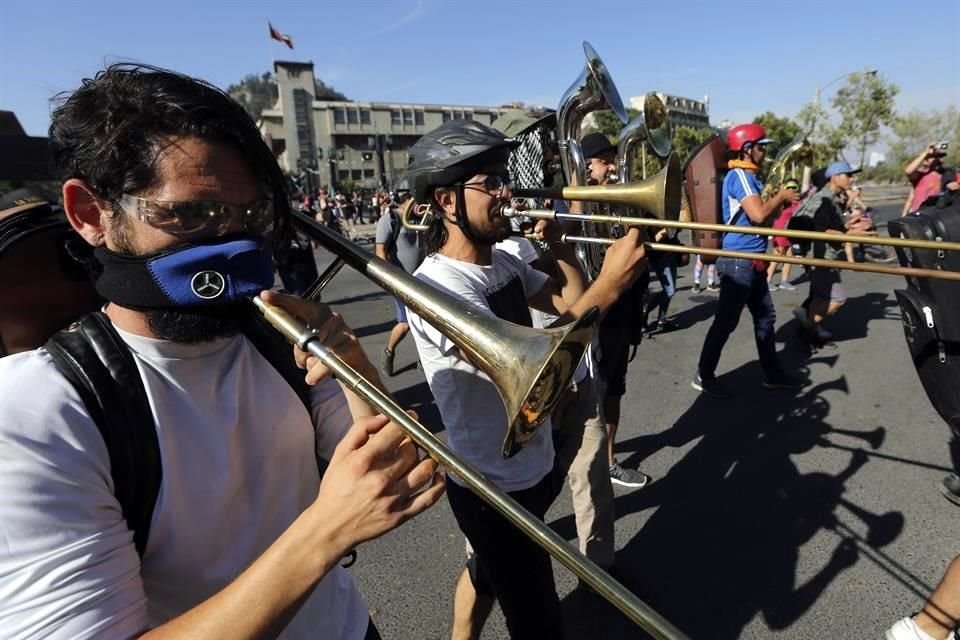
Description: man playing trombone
0,64,444,640
405,120,648,639
692,123,806,397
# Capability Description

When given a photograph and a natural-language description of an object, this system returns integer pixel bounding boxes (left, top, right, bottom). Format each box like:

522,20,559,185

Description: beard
143,303,248,344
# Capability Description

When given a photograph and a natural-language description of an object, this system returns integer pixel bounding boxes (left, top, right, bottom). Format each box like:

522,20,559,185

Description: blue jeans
697,257,780,380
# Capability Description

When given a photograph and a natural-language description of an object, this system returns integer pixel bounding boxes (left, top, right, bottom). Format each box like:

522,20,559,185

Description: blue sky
2,0,958,142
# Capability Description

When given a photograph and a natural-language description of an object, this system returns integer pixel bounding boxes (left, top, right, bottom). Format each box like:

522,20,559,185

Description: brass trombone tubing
557,235,960,282
513,208,960,253
251,304,688,640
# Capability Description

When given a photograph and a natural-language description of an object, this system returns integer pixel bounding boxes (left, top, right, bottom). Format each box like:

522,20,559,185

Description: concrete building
258,61,509,191
630,93,711,129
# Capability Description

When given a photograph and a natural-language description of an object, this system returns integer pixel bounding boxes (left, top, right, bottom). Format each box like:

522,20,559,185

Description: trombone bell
515,152,683,222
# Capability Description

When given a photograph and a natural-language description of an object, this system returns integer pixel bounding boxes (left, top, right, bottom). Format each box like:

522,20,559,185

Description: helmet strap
454,184,485,245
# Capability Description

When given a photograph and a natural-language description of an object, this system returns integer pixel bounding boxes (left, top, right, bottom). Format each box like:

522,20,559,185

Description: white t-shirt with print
495,237,592,384
408,250,554,492
0,328,368,639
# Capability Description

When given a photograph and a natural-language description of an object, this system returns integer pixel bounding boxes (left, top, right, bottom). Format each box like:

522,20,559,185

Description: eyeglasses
117,194,274,239
461,174,511,197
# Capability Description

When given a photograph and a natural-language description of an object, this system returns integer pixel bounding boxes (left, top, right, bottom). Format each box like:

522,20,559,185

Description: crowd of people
1,61,959,640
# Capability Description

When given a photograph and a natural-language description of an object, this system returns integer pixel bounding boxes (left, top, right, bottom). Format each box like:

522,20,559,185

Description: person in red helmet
692,124,806,397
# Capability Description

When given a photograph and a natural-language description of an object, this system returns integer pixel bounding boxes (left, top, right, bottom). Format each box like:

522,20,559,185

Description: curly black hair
48,62,292,253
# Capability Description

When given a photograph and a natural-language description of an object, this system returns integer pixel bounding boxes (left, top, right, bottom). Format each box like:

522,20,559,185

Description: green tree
795,101,843,167
831,71,899,169
887,106,960,172
752,111,801,150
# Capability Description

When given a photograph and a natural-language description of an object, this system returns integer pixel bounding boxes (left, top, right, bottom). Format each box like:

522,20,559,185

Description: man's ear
435,187,457,219
62,179,110,246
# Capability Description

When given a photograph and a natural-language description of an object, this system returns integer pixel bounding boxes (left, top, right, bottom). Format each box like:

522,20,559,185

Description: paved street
315,202,955,639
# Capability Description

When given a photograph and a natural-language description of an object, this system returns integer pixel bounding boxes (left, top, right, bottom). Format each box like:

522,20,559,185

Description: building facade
258,61,508,191
630,93,711,130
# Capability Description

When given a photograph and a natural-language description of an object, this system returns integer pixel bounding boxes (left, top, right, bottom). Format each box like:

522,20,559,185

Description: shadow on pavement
354,320,396,338
324,291,389,306
555,359,904,639
774,291,900,346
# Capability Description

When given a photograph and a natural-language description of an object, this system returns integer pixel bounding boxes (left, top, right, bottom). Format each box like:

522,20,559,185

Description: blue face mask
94,235,274,309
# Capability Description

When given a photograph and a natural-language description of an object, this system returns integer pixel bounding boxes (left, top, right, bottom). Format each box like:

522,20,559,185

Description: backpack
1,192,326,557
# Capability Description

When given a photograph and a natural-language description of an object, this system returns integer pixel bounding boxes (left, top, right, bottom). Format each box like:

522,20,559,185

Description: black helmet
408,120,519,202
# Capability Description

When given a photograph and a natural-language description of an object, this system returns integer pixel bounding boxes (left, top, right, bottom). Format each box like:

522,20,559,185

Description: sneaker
778,281,797,291
380,348,395,377
609,461,651,488
657,318,676,333
768,282,779,292
707,283,720,292
886,616,958,640
692,282,702,294
762,373,808,390
691,373,732,398
939,473,960,506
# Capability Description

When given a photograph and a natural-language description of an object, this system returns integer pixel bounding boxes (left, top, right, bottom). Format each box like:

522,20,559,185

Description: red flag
268,22,294,49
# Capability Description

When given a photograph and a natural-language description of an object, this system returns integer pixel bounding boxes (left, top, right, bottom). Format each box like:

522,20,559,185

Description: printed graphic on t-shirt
484,275,532,327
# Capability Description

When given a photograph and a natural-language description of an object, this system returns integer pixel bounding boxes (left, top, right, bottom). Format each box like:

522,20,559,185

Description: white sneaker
886,616,956,640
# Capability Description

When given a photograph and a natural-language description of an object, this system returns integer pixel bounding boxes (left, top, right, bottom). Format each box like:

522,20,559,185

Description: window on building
339,170,350,181
317,148,323,159
463,112,473,121
333,108,345,124
347,109,358,124
364,169,375,178
455,110,464,120
391,110,401,126
415,110,424,126
360,109,371,124
351,169,362,180
442,111,452,123
403,110,413,126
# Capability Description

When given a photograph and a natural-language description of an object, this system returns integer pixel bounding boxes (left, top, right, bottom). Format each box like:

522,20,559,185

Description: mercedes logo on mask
191,270,226,300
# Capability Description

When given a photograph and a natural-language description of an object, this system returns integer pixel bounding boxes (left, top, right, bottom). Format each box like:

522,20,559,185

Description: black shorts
810,267,846,303
446,470,564,638
596,280,645,398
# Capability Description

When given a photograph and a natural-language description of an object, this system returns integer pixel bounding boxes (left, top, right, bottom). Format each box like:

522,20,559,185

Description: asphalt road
315,202,956,639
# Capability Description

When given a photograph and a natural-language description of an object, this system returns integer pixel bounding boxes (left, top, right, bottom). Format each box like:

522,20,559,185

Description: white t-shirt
0,328,368,639
494,237,591,384
408,250,554,492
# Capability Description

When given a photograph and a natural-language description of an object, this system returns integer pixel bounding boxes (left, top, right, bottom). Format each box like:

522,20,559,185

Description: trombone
507,179,960,283
254,210,688,640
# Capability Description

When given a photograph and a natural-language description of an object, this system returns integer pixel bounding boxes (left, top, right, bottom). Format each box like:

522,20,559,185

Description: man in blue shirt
692,124,806,397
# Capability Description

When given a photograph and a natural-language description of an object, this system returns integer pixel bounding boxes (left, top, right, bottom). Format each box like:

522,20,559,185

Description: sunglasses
117,193,274,239
461,174,512,196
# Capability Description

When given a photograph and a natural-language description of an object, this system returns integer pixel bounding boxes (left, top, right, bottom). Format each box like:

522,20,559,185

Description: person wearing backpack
375,194,423,376
0,64,444,640
692,123,807,398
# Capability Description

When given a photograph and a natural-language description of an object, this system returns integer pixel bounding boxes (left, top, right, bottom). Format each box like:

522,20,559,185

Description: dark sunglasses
461,174,512,195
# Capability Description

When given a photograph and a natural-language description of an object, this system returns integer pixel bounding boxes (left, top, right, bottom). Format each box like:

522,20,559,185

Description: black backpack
44,308,321,558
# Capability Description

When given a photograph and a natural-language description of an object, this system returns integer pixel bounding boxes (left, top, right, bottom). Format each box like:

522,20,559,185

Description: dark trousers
697,256,780,379
446,470,564,639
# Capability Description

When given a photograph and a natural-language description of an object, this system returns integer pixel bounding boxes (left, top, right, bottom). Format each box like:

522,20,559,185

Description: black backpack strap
45,312,161,558
239,307,329,476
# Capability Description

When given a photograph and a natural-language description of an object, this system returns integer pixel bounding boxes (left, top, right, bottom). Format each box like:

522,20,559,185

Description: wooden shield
682,135,727,263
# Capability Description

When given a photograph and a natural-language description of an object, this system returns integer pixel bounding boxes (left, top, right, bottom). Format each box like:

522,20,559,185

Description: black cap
580,132,616,159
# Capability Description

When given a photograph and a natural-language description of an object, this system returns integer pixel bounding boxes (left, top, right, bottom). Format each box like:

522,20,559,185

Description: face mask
94,235,274,310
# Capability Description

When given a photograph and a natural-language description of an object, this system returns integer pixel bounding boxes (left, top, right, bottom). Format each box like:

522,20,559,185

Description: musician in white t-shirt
405,120,647,639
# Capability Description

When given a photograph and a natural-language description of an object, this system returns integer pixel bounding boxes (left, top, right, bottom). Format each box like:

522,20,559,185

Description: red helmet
727,124,772,152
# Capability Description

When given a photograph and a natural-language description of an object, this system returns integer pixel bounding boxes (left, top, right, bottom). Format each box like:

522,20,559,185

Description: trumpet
253,209,688,639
